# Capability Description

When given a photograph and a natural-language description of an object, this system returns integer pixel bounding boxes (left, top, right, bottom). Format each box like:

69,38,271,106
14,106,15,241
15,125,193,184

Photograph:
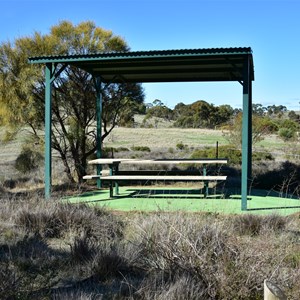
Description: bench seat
100,175,227,181
83,175,101,180
83,170,110,180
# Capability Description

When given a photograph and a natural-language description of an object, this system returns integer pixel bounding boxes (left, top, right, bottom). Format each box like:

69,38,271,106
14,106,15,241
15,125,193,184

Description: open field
1,124,300,193
103,127,287,151
103,127,298,163
105,127,227,148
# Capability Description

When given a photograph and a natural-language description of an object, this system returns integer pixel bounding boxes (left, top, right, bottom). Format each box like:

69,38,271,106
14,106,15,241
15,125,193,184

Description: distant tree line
141,100,300,144
142,99,239,129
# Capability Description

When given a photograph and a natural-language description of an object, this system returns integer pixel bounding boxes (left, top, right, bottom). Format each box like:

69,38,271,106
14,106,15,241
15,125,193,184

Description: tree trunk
62,156,76,184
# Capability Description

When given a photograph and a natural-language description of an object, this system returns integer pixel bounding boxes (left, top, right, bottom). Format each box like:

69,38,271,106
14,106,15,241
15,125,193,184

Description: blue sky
1,0,299,110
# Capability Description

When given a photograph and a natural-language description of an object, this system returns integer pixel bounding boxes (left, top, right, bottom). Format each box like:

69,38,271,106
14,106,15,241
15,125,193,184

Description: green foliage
190,145,273,165
176,141,188,151
0,20,144,182
144,101,173,121
267,104,287,117
102,146,130,157
252,151,274,161
278,119,299,131
288,110,300,122
225,113,273,148
278,127,295,141
117,98,145,128
15,147,43,174
252,103,267,116
115,147,130,152
142,99,173,128
1,128,20,143
173,100,234,128
168,147,175,154
262,118,279,133
191,145,242,164
131,146,151,152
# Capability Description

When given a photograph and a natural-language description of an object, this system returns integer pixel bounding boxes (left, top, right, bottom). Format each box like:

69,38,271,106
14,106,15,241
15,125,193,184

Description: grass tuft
0,197,299,298
232,213,288,236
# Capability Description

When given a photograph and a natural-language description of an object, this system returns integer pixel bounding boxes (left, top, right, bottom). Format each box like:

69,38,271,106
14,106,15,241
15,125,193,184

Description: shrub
191,145,274,165
70,235,97,264
131,146,151,152
176,142,188,151
278,119,299,131
168,147,174,154
191,145,242,164
263,214,287,232
115,147,130,152
252,151,274,161
102,147,114,158
232,214,264,236
14,202,125,241
15,147,43,174
278,127,295,141
232,214,287,236
92,250,128,280
225,113,272,148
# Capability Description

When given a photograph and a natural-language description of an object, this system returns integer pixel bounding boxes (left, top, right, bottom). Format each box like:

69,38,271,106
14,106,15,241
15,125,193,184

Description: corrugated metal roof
28,47,254,83
29,47,252,62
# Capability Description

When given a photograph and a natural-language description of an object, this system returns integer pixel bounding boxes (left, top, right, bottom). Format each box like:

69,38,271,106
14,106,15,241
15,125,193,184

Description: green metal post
241,55,252,211
45,63,53,199
95,77,102,188
248,80,253,179
203,164,209,197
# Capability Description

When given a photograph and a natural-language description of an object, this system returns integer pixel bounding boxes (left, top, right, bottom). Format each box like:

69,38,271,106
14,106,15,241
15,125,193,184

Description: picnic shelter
29,47,254,210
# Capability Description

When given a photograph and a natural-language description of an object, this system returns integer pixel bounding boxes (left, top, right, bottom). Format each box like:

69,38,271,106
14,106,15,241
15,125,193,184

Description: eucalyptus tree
0,21,144,182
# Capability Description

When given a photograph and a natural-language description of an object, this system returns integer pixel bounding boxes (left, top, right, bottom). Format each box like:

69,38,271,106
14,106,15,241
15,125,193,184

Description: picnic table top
88,158,228,165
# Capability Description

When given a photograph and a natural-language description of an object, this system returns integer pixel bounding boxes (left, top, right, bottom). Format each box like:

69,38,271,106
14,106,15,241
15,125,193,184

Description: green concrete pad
65,187,300,215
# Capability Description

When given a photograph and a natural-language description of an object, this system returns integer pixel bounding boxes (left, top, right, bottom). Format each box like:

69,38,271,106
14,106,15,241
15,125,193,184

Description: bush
232,214,287,236
176,142,188,151
278,119,299,131
252,151,274,161
278,127,295,141
15,147,43,174
191,145,242,164
115,147,130,152
131,146,151,152
191,145,274,165
168,147,174,154
14,202,125,241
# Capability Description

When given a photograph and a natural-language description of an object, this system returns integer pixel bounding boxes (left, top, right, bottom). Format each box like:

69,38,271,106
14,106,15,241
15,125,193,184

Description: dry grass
104,127,227,150
1,124,300,298
1,193,300,299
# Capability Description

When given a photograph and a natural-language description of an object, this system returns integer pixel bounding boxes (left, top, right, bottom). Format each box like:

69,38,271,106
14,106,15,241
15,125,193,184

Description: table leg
114,164,119,195
109,183,113,198
203,164,209,197
108,164,114,198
